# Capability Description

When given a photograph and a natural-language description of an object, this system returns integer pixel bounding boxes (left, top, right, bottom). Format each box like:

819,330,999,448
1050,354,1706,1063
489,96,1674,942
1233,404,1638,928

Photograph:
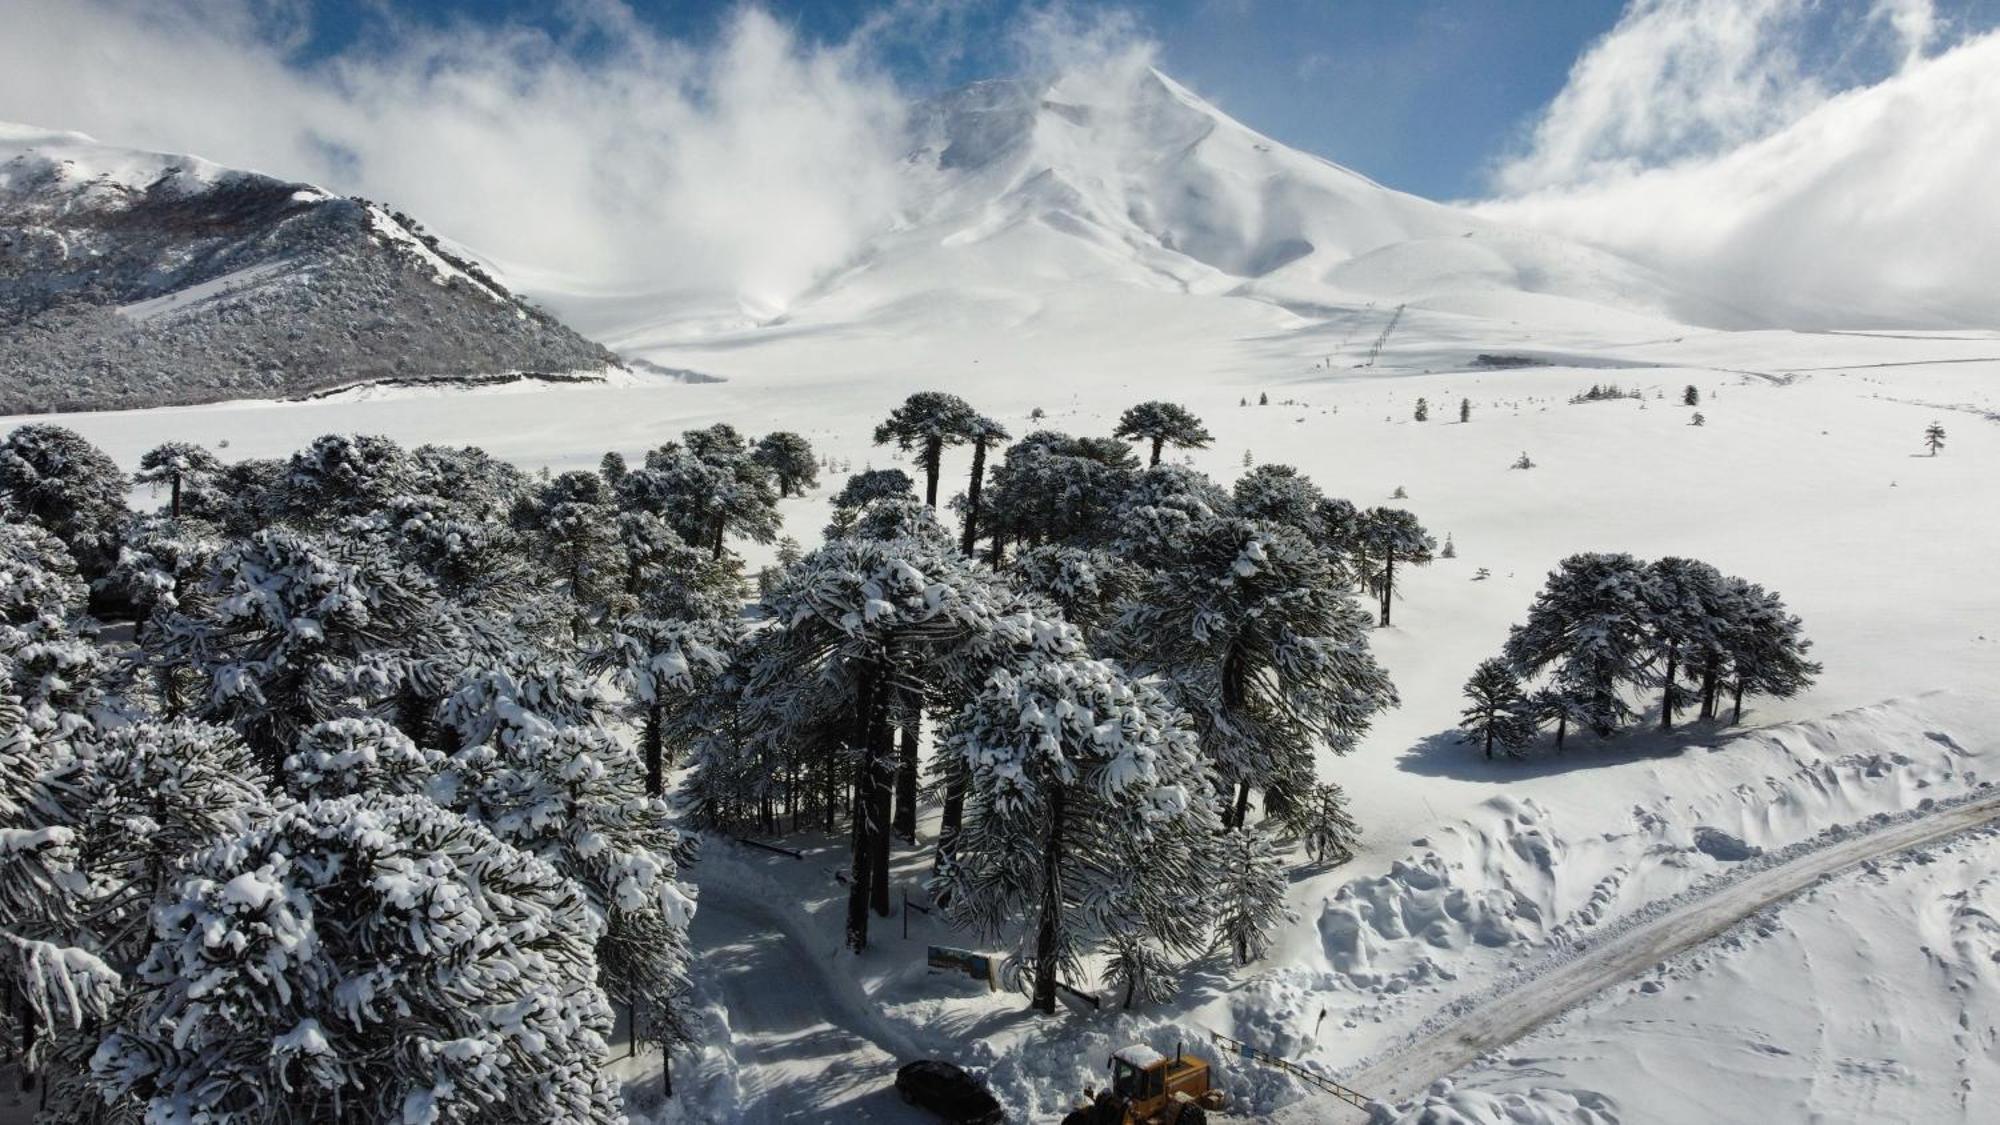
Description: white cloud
1479,0,2000,327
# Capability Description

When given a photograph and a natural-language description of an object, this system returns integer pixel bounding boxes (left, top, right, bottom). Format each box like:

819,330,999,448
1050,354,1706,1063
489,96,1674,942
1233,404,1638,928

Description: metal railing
1207,1031,1372,1110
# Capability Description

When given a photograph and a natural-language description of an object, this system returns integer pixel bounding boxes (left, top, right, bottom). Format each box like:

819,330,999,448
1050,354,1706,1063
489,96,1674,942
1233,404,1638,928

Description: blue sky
271,1,1625,199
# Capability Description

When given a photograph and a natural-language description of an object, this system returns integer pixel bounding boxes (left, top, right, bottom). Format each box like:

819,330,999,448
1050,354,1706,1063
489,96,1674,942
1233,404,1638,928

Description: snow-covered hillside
0,122,618,412
571,64,1744,356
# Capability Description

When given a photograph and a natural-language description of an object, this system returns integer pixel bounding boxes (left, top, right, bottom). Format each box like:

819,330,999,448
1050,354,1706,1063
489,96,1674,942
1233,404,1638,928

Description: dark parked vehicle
894,1060,1003,1124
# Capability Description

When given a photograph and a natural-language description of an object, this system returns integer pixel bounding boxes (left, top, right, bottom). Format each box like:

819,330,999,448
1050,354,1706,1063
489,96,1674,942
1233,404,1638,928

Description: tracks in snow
1286,789,2000,1121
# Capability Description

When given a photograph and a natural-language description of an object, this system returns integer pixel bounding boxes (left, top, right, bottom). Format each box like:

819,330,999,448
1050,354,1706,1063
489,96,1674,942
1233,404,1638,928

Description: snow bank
1315,694,1996,997
1370,1079,1618,1125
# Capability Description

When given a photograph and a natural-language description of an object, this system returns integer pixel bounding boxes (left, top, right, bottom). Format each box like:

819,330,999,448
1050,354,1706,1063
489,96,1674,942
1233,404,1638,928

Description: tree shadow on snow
1393,718,1746,783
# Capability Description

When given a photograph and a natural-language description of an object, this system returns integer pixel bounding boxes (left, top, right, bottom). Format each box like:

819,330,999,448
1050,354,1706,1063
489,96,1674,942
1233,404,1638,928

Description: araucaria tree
752,431,819,497
1683,384,1700,406
1414,397,1429,422
0,424,131,580
1361,507,1435,627
1459,397,1471,423
1489,553,1817,747
96,795,627,1122
1503,552,1653,737
135,442,226,520
1460,658,1532,759
936,657,1224,1012
1925,421,1946,455
874,391,981,507
1114,517,1397,830
1113,401,1213,467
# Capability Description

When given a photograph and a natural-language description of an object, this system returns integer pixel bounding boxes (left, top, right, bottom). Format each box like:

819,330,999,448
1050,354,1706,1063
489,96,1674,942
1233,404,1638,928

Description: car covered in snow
894,1059,1004,1123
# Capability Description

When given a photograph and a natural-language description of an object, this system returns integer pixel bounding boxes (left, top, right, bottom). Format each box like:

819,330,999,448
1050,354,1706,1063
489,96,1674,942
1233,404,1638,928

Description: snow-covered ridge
0,120,618,413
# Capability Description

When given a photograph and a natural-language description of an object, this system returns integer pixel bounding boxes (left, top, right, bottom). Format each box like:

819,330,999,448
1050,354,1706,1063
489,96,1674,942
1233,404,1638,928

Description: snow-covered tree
1360,507,1434,627
825,467,914,538
95,794,626,1123
0,424,130,580
284,716,445,801
278,433,412,526
1213,825,1294,965
957,413,1011,557
623,438,780,560
1113,401,1213,467
155,529,444,776
1109,464,1232,571
1232,464,1326,539
1644,557,1726,732
752,431,818,497
983,432,1137,559
450,724,699,1052
1925,421,1946,455
1504,553,1654,738
1112,517,1397,829
1459,397,1471,423
1717,579,1820,723
1414,397,1429,422
0,520,87,626
1683,384,1700,406
0,697,121,1094
1268,781,1361,865
1008,545,1137,637
873,391,982,507
135,441,226,521
936,656,1223,1012
1460,658,1534,759
515,470,621,640
587,614,737,795
599,450,629,487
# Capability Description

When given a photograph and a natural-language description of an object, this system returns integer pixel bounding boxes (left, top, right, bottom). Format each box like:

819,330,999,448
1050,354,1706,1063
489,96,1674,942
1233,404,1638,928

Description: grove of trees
1461,552,1819,755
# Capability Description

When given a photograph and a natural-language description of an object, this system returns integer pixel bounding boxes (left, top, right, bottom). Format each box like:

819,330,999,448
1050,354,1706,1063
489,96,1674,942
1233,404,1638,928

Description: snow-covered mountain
0,123,618,413
578,65,1748,355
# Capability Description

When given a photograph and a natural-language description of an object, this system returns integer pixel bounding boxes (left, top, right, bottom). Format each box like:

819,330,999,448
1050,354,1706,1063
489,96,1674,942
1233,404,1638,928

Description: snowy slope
0,122,619,412
566,65,1745,356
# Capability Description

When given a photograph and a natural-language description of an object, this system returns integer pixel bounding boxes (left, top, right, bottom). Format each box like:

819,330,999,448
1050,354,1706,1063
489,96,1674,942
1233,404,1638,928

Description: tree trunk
846,667,880,952
1379,554,1395,627
960,440,989,556
1659,640,1678,732
923,439,943,508
987,531,1005,568
1032,783,1066,1014
643,703,665,796
1228,781,1251,830
169,473,182,520
893,692,920,842
712,515,726,559
1148,435,1164,467
1484,726,1494,759
868,682,895,918
938,773,966,869
1699,668,1718,720
1732,681,1746,724
1555,711,1567,752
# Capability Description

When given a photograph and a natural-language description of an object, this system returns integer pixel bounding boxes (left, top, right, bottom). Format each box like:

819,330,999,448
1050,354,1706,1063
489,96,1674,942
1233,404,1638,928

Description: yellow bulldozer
1062,1043,1227,1124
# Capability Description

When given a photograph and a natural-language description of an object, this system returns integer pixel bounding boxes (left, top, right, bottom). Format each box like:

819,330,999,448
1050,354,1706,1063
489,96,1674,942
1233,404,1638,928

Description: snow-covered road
692,889,933,1124
1284,789,2000,1122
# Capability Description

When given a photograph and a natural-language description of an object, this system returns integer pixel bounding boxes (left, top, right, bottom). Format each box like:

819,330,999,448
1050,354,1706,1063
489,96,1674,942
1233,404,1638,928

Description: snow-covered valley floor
9,307,1998,1123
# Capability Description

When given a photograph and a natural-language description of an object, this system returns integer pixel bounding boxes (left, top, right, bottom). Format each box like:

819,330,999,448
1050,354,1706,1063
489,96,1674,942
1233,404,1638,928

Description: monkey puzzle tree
135,442,227,521
752,431,819,497
1113,401,1213,467
1359,506,1435,627
873,391,981,508
1112,517,1397,829
936,655,1224,1012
